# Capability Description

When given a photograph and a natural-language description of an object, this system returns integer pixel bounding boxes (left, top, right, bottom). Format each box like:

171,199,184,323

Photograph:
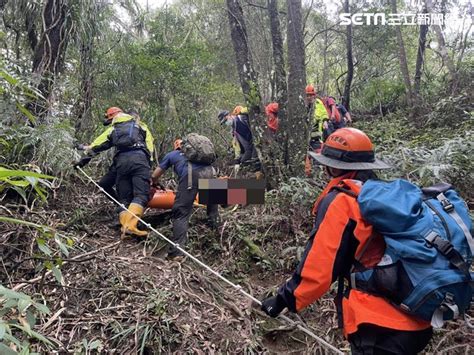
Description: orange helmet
173,139,182,150
106,107,123,120
305,84,316,95
265,102,279,115
308,128,390,170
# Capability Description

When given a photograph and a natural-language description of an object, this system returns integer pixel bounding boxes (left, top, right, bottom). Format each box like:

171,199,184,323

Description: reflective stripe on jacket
277,176,430,337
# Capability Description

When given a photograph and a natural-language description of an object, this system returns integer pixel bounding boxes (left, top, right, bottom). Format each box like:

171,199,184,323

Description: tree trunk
267,0,287,107
225,0,260,111
321,25,328,94
226,0,283,187
413,9,429,97
286,0,307,173
73,41,94,140
342,0,353,110
391,0,413,106
424,0,458,93
30,0,70,119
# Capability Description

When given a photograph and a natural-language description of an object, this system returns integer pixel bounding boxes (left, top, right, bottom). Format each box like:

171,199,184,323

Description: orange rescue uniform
277,174,430,337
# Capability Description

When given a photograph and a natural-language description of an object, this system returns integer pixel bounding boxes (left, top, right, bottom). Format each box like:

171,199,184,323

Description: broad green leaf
10,324,54,346
55,236,69,257
17,299,31,313
33,183,47,202
0,343,17,355
3,178,30,187
26,309,36,328
9,185,28,204
16,102,36,124
0,70,19,85
51,266,63,284
0,286,31,301
0,167,53,180
33,302,50,315
3,299,18,310
37,240,52,257
0,216,51,231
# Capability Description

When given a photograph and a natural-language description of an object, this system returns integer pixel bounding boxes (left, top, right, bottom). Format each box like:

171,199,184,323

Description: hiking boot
120,203,148,237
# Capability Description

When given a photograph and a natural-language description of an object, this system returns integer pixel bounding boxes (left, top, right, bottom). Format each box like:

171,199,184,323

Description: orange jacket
277,175,430,337
265,102,279,133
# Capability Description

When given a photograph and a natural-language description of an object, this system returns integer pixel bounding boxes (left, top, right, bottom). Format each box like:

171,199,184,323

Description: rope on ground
76,167,344,355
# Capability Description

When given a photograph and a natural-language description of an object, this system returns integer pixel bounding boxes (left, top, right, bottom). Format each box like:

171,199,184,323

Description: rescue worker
218,106,258,165
321,95,342,135
264,102,279,134
75,108,147,204
74,107,155,237
337,100,352,125
305,85,329,177
260,128,432,354
151,139,219,261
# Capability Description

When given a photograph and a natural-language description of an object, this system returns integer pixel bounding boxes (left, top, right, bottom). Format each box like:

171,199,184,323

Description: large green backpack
181,133,216,164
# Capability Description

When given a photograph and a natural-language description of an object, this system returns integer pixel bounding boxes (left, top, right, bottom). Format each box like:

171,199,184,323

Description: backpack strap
424,231,470,276
436,192,474,255
331,185,358,198
329,183,368,329
187,162,192,190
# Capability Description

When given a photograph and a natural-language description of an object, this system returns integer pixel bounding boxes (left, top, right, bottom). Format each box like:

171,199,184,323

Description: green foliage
423,94,472,128
0,167,54,204
0,63,41,125
0,121,77,177
356,79,405,112
276,177,321,206
0,285,53,353
357,108,474,200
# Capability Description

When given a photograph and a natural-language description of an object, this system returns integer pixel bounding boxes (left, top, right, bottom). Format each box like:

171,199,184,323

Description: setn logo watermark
340,13,445,26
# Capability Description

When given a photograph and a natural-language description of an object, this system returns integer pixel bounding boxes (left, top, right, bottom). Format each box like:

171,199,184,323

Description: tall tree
424,0,458,92
342,0,354,110
225,0,260,111
30,0,72,118
286,0,306,171
226,0,284,186
267,0,287,108
413,7,429,97
73,0,104,138
391,0,413,106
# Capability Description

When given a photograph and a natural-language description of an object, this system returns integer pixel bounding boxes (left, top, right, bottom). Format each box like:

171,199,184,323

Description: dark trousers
168,167,219,257
348,325,432,355
115,151,151,208
98,163,118,201
237,136,258,164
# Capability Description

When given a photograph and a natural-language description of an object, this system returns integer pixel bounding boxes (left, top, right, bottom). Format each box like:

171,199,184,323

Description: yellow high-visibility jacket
87,113,155,160
310,98,329,138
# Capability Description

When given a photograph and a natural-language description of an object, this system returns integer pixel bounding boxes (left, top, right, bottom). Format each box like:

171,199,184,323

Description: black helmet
218,110,229,125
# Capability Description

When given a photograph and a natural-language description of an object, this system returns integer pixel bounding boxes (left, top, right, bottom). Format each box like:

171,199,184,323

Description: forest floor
2,173,473,353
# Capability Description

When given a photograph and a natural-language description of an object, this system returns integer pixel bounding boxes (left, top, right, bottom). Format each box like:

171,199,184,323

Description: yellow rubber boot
119,210,131,238
124,203,148,237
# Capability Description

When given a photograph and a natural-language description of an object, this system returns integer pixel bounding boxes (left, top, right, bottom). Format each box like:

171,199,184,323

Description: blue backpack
352,179,473,327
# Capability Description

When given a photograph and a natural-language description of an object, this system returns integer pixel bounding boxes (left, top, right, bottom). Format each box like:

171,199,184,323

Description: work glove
73,142,89,151
73,157,92,169
261,294,287,318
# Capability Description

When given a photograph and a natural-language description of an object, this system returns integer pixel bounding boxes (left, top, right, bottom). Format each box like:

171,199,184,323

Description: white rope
76,167,343,354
